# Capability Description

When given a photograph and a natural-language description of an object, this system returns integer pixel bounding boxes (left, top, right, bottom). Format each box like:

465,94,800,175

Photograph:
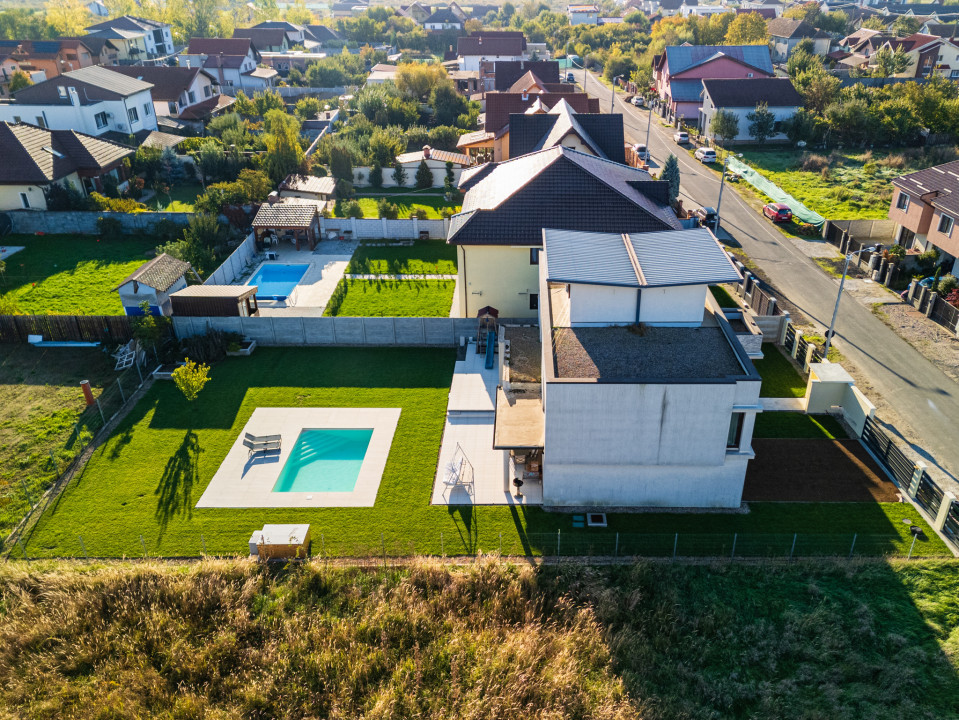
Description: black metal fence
909,284,959,334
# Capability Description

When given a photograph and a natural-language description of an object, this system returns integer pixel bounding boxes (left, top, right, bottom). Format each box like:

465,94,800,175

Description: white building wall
0,89,156,135
458,53,524,72
639,284,707,324
699,98,797,142
568,284,637,325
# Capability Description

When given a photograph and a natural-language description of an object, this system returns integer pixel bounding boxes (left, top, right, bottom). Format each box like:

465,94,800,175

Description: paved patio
431,343,543,506
196,407,400,508
761,397,807,411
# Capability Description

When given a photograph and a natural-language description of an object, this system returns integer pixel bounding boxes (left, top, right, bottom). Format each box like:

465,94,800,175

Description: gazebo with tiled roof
251,200,319,250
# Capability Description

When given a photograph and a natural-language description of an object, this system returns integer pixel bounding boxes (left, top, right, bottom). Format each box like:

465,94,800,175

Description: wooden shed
249,524,311,560
170,284,259,317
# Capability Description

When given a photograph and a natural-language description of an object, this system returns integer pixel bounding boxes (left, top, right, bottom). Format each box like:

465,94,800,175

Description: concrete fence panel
394,317,428,345
7,210,193,235
205,233,257,285
304,317,335,344
319,217,448,240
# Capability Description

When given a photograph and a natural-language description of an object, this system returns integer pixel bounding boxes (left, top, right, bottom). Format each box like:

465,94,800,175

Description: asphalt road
574,69,959,485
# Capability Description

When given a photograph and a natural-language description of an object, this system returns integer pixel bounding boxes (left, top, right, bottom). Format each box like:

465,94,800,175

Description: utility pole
823,246,877,359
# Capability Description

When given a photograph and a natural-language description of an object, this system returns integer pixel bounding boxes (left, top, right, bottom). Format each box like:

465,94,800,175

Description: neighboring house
506,69,567,94
424,8,463,30
448,146,682,317
278,173,336,205
889,159,959,274
303,24,341,46
86,0,109,17
458,90,600,161
567,4,600,25
85,15,174,61
521,227,759,509
110,66,221,121
699,77,802,142
0,65,158,137
0,58,46,99
390,145,470,186
0,39,99,84
63,36,119,66
767,18,833,61
233,27,291,53
654,44,775,123
882,33,951,77
492,60,560,90
261,51,330,74
738,0,783,17
366,63,398,85
655,0,699,17
249,21,308,45
0,121,134,210
399,2,433,24
921,22,959,39
183,38,277,91
331,1,369,18
457,33,527,72
114,253,191,317
507,98,626,163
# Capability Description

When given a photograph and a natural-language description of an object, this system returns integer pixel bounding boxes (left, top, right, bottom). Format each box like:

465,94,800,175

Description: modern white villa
489,227,763,509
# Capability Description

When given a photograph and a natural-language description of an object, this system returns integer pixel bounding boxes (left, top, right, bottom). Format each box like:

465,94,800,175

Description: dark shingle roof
508,99,626,163
188,37,256,56
457,35,525,56
109,66,214,102
233,27,288,49
425,8,462,23
493,60,560,90
767,17,832,39
485,91,600,134
702,77,803,108
449,146,680,247
893,159,959,216
177,94,236,120
0,122,134,185
86,14,168,34
14,65,152,105
305,24,340,42
113,253,190,292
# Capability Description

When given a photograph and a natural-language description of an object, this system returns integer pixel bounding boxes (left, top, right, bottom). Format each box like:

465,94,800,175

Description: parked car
630,95,645,107
633,143,649,160
694,206,717,228
566,72,575,83
762,202,793,223
694,147,716,163
673,130,689,144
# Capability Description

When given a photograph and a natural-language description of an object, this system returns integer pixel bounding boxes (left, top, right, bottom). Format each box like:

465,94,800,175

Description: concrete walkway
761,397,807,412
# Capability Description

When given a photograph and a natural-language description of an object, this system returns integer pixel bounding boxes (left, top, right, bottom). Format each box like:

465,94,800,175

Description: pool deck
250,240,357,316
196,407,401,508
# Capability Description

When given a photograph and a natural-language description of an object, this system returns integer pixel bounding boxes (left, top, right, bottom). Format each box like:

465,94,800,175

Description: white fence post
908,461,926,498
933,492,956,532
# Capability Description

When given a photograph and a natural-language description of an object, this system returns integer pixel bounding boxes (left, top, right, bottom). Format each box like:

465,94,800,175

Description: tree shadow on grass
154,429,200,537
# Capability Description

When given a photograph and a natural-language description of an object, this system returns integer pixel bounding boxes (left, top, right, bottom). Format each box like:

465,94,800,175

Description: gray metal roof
61,65,153,96
543,227,742,288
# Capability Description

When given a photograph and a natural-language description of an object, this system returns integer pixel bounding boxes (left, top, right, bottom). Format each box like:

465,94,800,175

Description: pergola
251,201,320,251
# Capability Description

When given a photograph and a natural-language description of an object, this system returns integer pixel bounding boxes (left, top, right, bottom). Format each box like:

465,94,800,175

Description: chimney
68,87,80,107
423,144,431,158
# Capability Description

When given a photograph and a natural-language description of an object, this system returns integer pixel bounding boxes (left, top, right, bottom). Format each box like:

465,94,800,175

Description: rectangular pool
272,428,374,493
248,263,309,301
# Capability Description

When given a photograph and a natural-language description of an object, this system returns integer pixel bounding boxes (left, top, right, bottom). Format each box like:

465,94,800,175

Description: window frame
896,192,910,211
937,213,954,236
726,412,745,450
529,248,539,265
127,106,139,124
19,192,30,209
94,111,108,129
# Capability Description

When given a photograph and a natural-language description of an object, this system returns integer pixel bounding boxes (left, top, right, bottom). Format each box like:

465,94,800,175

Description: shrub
800,153,829,172
887,244,907,260
344,200,364,218
392,164,408,187
376,197,399,219
862,161,877,175
178,137,219,154
97,216,124,241
878,153,906,169
88,192,146,213
938,273,958,295
917,249,939,272
411,208,428,220
171,358,211,402
369,161,383,189
415,159,433,189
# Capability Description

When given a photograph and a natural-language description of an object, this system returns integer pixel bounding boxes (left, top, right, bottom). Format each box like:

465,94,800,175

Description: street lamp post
645,99,652,152
610,75,622,114
823,245,877,360
714,151,742,235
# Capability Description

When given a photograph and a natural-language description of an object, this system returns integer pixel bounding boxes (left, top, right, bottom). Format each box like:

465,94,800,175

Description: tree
44,0,91,36
892,15,921,35
445,161,455,187
797,70,840,114
861,16,887,31
328,143,353,182
369,161,383,189
160,146,186,187
294,96,321,120
392,163,408,187
172,358,211,403
232,91,256,115
415,159,433,189
261,109,305,183
430,83,468,127
746,103,776,145
786,47,820,77
395,62,450,100
131,300,170,350
872,46,912,78
724,12,768,44
8,69,32,93
661,154,680,205
710,109,740,145
253,89,285,117
285,0,314,24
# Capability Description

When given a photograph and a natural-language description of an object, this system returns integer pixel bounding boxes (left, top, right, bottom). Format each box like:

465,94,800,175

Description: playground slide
485,330,495,369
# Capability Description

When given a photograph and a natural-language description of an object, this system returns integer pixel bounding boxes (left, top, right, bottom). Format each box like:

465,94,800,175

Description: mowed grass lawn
17,348,949,559
754,345,808,398
0,345,116,538
1,234,158,315
340,194,460,219
324,278,455,316
346,239,457,275
738,148,915,219
152,182,203,212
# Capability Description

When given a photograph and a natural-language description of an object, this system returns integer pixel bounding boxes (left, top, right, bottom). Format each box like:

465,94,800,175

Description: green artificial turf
345,240,457,275
323,278,455,316
16,348,950,560
754,345,807,398
0,234,158,315
753,412,846,439
336,195,459,219
709,284,738,308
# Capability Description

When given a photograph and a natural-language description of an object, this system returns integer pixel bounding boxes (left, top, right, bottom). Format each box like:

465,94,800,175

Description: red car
762,202,793,223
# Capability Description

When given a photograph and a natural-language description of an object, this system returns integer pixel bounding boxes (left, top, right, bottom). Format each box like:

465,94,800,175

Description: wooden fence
0,315,134,344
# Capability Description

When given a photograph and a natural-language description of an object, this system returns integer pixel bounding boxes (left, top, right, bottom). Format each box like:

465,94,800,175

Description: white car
633,143,649,160
694,147,717,163
630,95,645,107
673,131,689,144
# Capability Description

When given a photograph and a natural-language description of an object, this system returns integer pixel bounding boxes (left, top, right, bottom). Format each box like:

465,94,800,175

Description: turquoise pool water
248,263,309,300
272,428,374,493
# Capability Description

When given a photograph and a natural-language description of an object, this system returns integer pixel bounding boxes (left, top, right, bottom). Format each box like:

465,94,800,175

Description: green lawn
345,239,457,275
336,195,460,219
15,348,950,560
0,234,158,315
152,182,203,212
754,345,807,398
753,412,846,439
0,345,117,539
737,148,916,220
709,284,738,308
324,278,455,316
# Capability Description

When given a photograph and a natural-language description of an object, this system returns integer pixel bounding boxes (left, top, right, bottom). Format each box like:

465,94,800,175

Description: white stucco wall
458,53,524,72
699,98,797,142
568,284,637,325
639,284,708,325
0,88,157,135
457,244,540,318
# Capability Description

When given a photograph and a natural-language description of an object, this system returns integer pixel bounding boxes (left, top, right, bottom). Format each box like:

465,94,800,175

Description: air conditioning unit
116,123,127,131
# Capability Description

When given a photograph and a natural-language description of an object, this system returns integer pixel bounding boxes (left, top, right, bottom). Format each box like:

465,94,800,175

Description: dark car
566,72,575,83
762,202,793,223
694,206,717,229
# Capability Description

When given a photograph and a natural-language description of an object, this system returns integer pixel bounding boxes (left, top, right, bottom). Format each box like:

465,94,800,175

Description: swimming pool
248,263,309,301
272,428,374,493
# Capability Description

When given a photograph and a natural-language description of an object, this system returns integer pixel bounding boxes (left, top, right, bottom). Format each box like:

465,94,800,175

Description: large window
896,192,910,211
94,111,108,128
726,412,745,449
127,106,139,124
938,213,954,236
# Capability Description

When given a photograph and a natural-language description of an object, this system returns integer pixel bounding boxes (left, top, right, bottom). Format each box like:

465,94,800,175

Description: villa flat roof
550,324,746,381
